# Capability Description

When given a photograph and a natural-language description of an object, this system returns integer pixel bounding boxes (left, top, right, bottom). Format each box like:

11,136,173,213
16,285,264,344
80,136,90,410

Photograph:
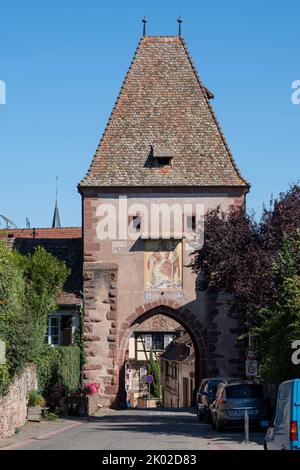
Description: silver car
211,382,265,432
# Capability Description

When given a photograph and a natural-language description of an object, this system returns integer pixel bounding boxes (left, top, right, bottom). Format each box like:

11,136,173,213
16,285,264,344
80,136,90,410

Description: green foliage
74,306,85,382
28,390,46,407
43,409,60,421
36,344,81,395
147,351,161,398
252,232,300,381
0,242,25,341
0,364,10,395
0,241,69,395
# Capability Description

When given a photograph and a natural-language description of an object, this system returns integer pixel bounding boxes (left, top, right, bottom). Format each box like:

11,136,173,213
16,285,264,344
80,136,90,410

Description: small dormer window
156,156,173,167
151,145,173,167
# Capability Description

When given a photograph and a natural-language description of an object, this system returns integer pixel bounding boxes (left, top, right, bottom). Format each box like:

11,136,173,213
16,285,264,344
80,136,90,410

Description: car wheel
204,409,211,423
216,418,224,432
211,416,216,430
197,408,203,421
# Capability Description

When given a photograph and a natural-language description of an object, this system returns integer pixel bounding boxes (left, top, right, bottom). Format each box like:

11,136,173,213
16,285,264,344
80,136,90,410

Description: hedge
36,344,81,395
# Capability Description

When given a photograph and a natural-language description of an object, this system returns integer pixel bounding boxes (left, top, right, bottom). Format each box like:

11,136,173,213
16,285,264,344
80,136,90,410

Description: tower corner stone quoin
78,35,250,411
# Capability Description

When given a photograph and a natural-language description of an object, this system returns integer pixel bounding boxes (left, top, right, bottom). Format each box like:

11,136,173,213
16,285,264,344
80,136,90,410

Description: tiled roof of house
161,332,194,362
0,227,81,239
80,36,248,188
0,227,82,307
160,341,190,362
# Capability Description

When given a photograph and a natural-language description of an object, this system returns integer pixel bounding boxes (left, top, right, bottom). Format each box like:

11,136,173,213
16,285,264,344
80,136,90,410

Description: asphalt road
7,408,264,450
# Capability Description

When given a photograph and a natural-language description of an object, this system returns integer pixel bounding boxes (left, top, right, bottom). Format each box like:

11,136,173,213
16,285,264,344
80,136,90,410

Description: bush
43,408,60,421
36,345,81,395
0,364,10,395
28,390,46,407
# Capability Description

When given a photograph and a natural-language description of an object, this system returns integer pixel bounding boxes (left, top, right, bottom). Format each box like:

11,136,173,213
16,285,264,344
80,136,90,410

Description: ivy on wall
36,344,81,394
0,241,69,395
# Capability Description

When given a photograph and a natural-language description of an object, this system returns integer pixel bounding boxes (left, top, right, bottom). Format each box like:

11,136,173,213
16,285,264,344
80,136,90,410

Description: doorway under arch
117,303,207,407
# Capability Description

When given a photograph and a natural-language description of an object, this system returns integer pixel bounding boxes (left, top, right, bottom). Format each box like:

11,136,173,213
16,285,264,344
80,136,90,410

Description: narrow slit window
129,215,142,232
186,215,196,231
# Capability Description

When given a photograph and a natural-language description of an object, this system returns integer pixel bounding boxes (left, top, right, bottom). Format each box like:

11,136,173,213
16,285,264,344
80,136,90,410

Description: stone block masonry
83,262,119,411
0,364,37,438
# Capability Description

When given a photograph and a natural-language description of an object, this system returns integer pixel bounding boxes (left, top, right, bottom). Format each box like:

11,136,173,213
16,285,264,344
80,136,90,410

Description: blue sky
0,0,299,228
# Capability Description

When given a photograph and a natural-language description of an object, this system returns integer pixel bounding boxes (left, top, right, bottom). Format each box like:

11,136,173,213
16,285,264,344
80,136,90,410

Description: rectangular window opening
186,215,196,231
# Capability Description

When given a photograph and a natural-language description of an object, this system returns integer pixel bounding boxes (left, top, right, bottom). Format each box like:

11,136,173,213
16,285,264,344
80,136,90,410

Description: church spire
52,177,61,228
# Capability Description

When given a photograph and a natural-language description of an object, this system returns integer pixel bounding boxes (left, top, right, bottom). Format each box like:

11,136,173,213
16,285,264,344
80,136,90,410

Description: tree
191,183,300,328
253,232,300,381
147,350,161,398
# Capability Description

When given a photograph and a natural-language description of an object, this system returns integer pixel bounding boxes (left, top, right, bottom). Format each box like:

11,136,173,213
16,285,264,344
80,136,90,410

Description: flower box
27,406,42,422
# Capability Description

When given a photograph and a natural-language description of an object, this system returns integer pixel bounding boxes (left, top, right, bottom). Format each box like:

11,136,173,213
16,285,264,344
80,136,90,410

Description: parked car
196,377,240,422
264,379,300,450
211,381,265,431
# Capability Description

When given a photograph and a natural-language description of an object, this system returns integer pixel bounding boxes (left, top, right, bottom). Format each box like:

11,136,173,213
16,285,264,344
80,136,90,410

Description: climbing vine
0,241,69,395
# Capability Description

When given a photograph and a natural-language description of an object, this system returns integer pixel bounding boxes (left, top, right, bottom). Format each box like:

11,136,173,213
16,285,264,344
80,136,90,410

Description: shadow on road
78,407,264,446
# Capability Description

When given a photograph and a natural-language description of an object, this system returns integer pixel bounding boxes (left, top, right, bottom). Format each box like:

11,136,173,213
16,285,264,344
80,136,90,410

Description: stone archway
117,300,207,407
82,263,244,412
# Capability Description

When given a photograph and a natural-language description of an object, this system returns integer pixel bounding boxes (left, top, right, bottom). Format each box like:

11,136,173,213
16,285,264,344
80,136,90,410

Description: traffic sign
245,348,257,360
145,374,154,384
245,360,258,377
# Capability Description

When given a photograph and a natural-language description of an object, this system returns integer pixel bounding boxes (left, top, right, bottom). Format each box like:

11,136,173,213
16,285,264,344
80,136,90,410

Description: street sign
245,348,257,360
145,374,154,384
245,360,258,377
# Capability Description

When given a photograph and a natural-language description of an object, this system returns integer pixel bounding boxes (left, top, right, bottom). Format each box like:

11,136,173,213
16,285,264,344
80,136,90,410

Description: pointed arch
117,301,207,405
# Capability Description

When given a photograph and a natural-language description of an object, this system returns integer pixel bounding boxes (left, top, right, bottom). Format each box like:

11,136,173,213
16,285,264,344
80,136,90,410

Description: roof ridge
179,37,249,187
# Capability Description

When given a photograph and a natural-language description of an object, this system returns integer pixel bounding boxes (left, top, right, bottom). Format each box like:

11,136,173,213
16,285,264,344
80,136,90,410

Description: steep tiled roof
80,36,248,188
0,228,82,307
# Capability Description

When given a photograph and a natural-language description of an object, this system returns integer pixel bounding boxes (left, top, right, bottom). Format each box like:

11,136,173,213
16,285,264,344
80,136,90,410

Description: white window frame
164,333,173,349
144,334,152,351
152,333,164,351
47,311,78,347
47,315,61,346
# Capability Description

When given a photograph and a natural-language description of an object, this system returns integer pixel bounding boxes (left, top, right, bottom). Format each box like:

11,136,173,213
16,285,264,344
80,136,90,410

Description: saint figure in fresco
146,240,181,288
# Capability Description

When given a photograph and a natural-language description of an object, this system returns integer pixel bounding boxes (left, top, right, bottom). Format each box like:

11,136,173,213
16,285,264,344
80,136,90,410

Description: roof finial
55,176,58,204
52,176,61,228
142,16,147,36
177,15,183,36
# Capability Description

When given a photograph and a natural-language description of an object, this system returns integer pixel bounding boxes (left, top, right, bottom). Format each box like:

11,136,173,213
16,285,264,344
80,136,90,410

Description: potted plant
27,390,46,422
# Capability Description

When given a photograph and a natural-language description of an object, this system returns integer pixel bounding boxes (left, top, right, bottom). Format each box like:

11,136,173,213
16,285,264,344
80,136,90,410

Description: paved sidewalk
0,409,111,450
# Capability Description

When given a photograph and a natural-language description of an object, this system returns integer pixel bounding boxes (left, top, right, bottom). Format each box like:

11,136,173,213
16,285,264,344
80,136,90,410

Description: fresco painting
145,240,182,289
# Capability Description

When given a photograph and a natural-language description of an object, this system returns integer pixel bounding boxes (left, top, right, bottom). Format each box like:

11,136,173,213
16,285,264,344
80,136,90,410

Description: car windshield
225,384,263,399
